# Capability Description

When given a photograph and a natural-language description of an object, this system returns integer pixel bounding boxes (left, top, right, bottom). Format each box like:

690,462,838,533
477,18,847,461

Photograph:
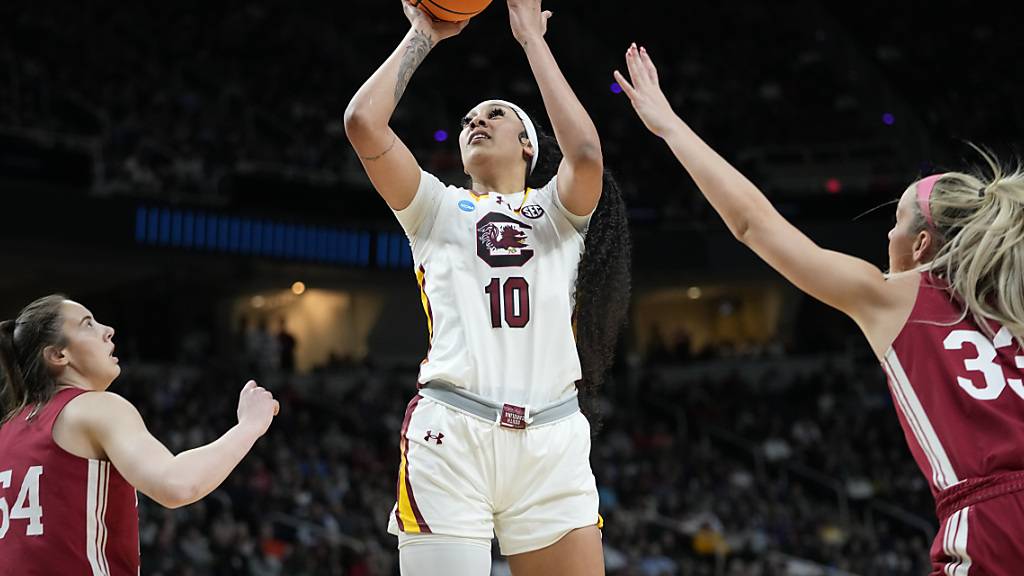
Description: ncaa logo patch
458,200,476,212
521,204,545,219
476,212,534,268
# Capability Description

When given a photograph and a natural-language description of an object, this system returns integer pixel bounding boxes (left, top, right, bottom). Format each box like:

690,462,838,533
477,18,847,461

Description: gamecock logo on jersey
477,212,534,268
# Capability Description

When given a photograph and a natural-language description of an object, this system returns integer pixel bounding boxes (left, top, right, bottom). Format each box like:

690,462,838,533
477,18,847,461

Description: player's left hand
507,0,551,46
614,44,679,138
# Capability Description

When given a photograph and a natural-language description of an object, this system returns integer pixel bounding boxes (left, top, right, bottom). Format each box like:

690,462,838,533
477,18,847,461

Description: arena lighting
434,130,448,142
292,281,306,296
687,286,702,300
610,82,623,94
826,178,842,194
134,206,417,268
882,112,895,125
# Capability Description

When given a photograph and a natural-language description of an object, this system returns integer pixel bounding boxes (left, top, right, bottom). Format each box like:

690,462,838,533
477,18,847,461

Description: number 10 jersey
394,171,590,407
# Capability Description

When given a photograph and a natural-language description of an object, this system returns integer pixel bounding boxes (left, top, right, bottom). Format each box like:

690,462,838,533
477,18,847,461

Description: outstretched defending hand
614,44,679,138
402,0,470,42
507,0,551,46
237,380,279,436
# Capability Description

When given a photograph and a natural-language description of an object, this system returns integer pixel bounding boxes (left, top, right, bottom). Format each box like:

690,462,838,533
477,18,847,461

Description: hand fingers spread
625,45,645,89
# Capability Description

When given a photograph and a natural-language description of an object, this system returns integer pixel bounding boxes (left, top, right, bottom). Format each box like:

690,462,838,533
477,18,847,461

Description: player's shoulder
884,270,924,297
421,170,472,196
62,390,139,425
888,271,959,317
515,176,558,214
57,391,146,450
530,175,559,198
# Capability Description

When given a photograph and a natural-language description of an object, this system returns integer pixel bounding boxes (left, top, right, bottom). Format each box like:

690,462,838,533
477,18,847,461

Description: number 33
943,326,1024,400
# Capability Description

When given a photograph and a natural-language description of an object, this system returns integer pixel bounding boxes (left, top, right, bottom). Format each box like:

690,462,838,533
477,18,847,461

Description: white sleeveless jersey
394,170,591,407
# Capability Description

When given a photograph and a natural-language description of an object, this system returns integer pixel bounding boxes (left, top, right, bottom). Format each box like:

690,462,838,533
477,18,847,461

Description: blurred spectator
277,318,297,373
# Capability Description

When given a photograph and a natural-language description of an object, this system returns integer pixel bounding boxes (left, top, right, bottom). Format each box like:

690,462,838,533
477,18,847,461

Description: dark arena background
2,1,1021,574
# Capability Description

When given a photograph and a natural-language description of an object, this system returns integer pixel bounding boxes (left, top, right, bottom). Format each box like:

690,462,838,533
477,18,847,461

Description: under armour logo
424,430,444,445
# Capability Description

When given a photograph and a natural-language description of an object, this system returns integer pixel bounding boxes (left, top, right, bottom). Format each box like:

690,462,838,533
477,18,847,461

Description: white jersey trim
883,348,959,490
549,180,592,234
86,460,111,576
943,506,972,575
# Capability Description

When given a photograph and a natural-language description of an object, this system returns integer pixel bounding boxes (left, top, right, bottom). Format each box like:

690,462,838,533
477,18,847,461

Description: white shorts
387,394,601,555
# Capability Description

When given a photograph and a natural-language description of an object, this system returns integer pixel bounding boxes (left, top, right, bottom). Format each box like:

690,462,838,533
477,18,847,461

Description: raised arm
614,44,898,330
508,0,602,216
71,381,278,509
343,1,468,210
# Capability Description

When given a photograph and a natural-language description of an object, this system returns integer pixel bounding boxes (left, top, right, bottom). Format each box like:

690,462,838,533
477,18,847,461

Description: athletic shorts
386,393,601,555
930,489,1024,575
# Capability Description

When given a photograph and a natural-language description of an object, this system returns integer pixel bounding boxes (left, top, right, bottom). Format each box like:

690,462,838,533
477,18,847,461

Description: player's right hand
237,380,279,436
402,0,470,42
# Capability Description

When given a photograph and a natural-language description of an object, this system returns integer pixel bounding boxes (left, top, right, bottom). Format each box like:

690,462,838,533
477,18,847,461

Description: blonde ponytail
914,148,1024,346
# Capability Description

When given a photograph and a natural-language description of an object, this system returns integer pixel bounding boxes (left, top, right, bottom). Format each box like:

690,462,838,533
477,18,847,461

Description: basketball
413,0,493,22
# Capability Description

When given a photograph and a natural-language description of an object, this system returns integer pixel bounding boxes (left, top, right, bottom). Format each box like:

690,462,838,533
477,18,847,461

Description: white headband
489,99,539,174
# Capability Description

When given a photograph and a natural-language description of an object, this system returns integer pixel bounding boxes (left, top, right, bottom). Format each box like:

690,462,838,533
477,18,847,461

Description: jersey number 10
485,278,531,328
0,466,44,539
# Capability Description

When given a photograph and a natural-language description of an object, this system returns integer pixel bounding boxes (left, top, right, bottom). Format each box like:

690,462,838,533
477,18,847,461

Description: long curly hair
524,120,632,424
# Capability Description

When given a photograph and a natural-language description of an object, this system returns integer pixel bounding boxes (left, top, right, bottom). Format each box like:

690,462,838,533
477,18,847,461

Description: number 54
0,466,44,539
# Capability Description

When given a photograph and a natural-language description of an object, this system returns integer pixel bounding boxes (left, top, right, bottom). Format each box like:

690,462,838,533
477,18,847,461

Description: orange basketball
413,0,493,22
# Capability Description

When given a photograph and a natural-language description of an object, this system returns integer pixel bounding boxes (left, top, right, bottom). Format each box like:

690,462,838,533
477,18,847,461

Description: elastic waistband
935,470,1024,521
418,380,579,429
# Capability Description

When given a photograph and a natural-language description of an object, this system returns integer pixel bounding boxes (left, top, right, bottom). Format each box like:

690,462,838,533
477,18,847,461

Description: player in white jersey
343,1,630,575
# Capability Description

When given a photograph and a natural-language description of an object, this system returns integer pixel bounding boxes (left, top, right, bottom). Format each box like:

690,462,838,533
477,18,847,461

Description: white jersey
394,170,591,407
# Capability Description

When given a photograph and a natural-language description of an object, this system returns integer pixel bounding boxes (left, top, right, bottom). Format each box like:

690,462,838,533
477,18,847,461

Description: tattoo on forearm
395,30,433,102
360,135,397,161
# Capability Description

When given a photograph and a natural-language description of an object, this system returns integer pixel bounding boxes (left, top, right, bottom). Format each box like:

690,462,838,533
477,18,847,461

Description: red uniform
0,388,139,575
882,274,1024,575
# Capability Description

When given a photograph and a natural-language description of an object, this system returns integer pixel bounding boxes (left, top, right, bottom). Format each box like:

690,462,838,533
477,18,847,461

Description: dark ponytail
526,124,632,426
0,295,68,424
0,320,24,422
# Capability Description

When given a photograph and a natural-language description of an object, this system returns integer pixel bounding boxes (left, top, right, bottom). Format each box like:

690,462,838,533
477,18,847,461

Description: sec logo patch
458,200,476,212
521,204,545,219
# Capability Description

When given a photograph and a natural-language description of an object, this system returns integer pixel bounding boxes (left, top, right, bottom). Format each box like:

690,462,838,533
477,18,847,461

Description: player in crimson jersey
0,295,280,575
617,45,1024,574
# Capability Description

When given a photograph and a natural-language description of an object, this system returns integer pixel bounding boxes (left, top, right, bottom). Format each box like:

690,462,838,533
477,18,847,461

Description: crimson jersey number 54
485,278,530,328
